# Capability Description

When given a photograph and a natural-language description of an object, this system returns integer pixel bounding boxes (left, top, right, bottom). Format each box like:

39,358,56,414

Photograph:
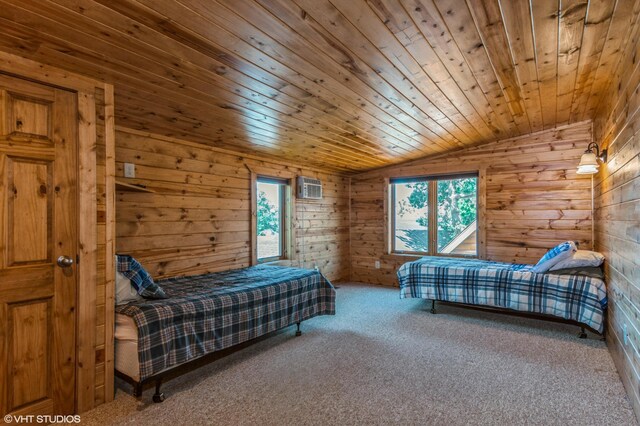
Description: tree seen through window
393,175,477,255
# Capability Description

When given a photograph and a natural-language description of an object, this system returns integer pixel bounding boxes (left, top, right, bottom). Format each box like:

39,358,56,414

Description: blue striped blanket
116,265,336,381
397,257,607,332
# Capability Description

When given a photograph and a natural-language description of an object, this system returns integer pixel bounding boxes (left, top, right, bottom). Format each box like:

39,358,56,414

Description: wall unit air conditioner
297,176,322,200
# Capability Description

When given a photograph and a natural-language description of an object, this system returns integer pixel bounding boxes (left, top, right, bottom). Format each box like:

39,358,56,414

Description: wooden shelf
115,180,155,193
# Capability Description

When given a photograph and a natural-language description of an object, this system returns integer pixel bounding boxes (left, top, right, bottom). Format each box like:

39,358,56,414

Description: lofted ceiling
0,0,638,172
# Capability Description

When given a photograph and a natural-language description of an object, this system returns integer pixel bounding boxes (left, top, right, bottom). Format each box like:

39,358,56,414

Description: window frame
252,174,294,265
389,172,480,258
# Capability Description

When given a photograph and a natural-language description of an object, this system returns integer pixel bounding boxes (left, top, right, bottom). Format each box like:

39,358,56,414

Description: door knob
57,255,74,268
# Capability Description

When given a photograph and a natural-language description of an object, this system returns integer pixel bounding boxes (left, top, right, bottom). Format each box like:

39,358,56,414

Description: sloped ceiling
0,0,638,172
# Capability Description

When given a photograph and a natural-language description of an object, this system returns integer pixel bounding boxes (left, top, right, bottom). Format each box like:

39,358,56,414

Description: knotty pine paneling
350,121,594,286
114,128,350,283
593,10,640,418
94,86,115,407
0,0,638,171
94,87,106,406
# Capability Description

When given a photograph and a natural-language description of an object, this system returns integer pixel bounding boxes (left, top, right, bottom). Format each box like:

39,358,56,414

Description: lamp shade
577,151,599,174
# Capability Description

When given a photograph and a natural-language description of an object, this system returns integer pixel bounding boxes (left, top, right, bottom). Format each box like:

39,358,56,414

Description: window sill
258,258,286,264
384,252,478,260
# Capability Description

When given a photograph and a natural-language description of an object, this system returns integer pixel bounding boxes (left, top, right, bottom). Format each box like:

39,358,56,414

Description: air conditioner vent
297,176,322,199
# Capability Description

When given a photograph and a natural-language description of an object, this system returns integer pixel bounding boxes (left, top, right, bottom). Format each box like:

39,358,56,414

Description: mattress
114,313,221,382
115,314,141,382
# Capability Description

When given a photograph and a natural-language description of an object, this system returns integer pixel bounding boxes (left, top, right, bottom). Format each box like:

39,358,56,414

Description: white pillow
115,271,143,305
549,250,605,271
532,241,577,273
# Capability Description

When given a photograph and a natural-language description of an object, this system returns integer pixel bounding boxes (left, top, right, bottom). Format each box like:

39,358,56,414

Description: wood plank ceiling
0,0,638,172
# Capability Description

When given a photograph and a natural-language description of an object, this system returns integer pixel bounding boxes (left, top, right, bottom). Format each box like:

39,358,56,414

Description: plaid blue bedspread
115,265,336,381
398,257,607,333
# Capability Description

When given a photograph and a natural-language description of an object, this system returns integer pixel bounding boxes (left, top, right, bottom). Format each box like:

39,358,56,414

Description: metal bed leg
295,322,302,337
152,379,165,403
430,299,436,314
578,327,587,339
132,383,143,398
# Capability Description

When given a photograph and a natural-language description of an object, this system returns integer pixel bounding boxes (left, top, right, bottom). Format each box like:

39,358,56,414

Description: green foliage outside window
257,190,279,236
396,177,477,252
436,178,477,251
396,182,429,252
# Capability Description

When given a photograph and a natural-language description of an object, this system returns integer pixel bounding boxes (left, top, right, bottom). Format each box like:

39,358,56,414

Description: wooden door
0,74,77,417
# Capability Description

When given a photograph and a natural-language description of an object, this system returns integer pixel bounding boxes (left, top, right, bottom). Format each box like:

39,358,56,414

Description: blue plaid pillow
116,255,167,299
532,241,577,273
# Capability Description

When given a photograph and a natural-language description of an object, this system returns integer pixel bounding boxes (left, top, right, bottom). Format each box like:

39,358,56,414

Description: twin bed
114,264,336,401
397,256,607,335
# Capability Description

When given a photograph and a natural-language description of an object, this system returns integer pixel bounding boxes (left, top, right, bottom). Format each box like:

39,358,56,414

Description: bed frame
426,299,606,339
116,322,303,403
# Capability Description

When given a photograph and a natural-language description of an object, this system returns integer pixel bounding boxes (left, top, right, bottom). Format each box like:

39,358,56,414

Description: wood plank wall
94,86,116,407
350,121,594,286
593,12,640,417
114,128,350,283
94,87,106,405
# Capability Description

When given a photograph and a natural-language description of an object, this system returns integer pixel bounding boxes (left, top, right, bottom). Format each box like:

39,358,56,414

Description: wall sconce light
577,142,607,175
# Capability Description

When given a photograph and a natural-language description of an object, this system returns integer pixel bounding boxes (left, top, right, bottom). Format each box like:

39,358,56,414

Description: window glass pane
257,181,282,260
437,177,477,255
393,182,428,252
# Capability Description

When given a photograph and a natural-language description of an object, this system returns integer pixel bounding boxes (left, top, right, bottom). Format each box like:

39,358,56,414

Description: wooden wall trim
478,166,487,259
427,181,437,255
103,84,116,403
253,168,297,264
382,179,389,255
286,178,296,263
249,169,257,266
348,176,353,281
76,90,97,412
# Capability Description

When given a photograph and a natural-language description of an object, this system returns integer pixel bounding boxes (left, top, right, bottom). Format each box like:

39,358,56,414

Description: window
256,176,289,262
390,173,478,256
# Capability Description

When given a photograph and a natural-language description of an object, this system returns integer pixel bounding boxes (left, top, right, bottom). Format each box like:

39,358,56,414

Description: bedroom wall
592,14,640,417
350,121,594,286
114,127,350,283
94,86,116,407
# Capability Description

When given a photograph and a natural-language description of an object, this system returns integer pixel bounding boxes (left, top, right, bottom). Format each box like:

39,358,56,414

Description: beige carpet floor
80,283,636,425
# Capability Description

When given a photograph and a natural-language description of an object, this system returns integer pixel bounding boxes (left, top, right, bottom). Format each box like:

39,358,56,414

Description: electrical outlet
124,163,136,178
375,260,381,269
623,323,629,346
